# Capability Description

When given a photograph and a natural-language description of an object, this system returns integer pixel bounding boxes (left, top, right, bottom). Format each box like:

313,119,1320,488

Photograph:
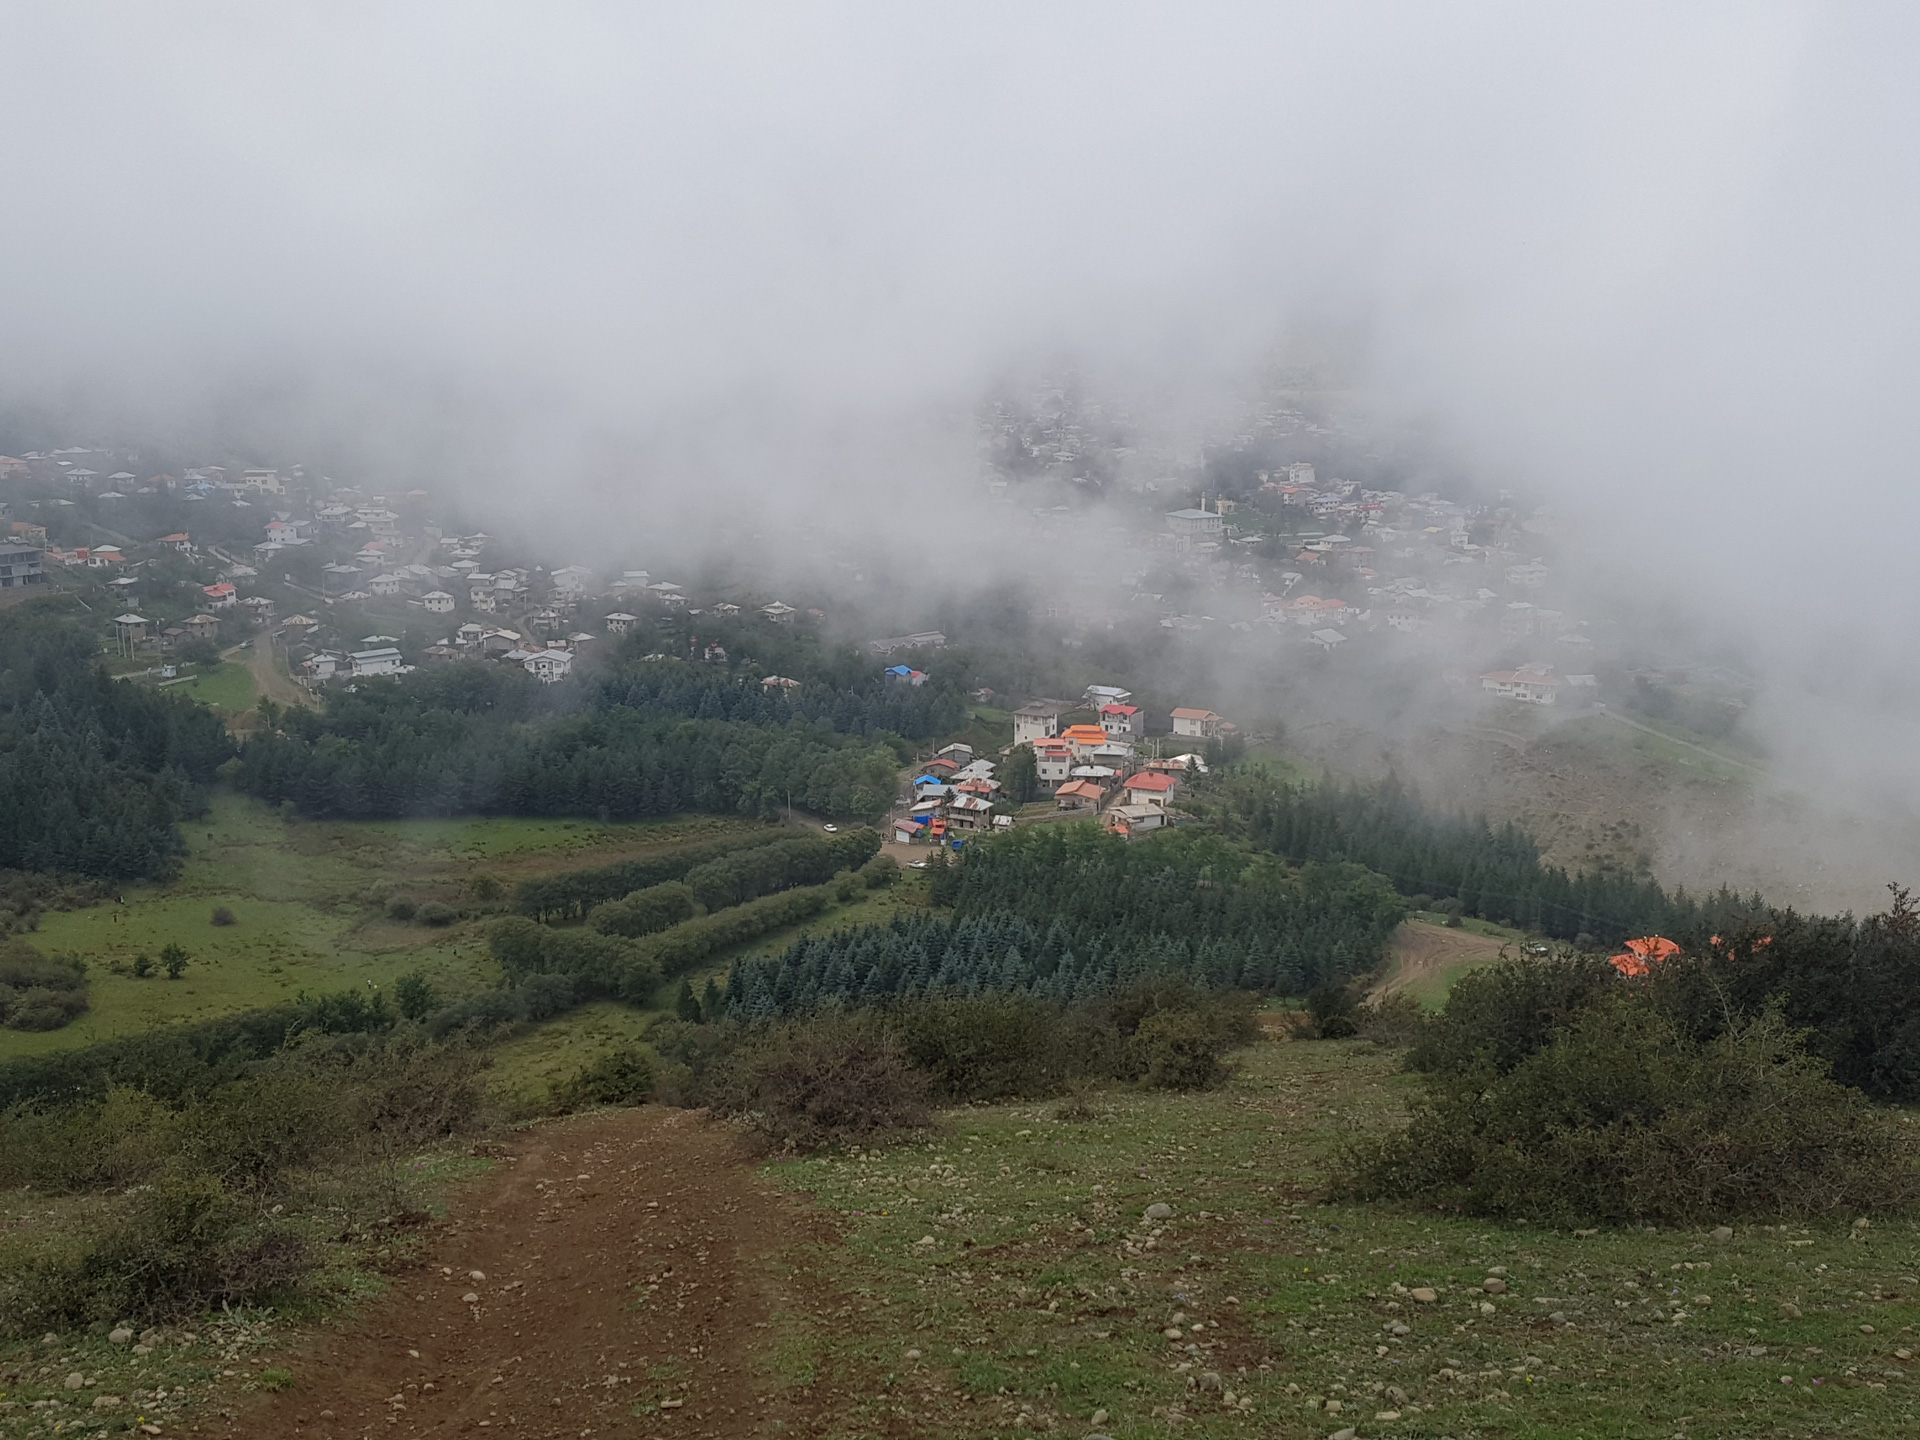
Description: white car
909,860,928,869
823,823,839,833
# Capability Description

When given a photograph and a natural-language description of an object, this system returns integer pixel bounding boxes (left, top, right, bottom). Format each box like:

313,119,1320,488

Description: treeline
235,687,901,822
1197,771,1756,944
514,828,793,921
588,653,965,741
0,605,233,880
725,827,1405,1017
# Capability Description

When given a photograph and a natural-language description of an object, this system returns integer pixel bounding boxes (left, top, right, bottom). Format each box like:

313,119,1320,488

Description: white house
1170,707,1224,739
349,647,406,677
1098,703,1142,737
522,649,574,683
1012,702,1064,745
369,574,401,597
605,612,638,635
422,590,455,614
1480,662,1561,705
1165,507,1224,540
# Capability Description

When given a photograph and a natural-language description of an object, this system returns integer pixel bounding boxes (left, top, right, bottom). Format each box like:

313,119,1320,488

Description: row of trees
1196,771,1757,944
0,605,233,880
235,706,902,822
513,829,795,921
588,655,964,742
723,826,1407,1017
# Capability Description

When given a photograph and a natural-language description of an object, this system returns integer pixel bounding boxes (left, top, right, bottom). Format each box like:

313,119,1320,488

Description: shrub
586,881,697,939
469,873,502,901
416,901,457,927
890,995,1066,1101
1306,983,1360,1039
1354,991,1428,1044
161,943,190,980
860,853,900,889
1405,952,1616,1076
387,898,417,921
393,971,435,1022
0,941,90,1031
1344,998,1920,1224
709,1018,929,1150
551,1047,656,1112
1129,1008,1228,1090
210,906,236,927
132,953,155,978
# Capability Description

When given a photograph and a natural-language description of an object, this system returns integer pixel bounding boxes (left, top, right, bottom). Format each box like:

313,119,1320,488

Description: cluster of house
892,686,1223,845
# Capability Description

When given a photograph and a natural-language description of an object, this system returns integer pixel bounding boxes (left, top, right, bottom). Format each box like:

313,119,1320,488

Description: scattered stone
91,1395,122,1412
1090,1409,1109,1426
469,1269,486,1281
905,1349,921,1361
913,1236,937,1250
1713,1226,1734,1242
41,1334,58,1347
64,1374,84,1391
1862,1325,1877,1335
1388,1322,1410,1336
1780,1303,1802,1319
1482,1277,1508,1295
1164,1327,1185,1340
1895,1349,1913,1361
108,1328,134,1346
1487,1266,1509,1277
1376,1410,1402,1421
1145,1203,1175,1221
1480,1302,1496,1316
1198,1372,1224,1393
1410,1287,1438,1303
320,1410,335,1420
1385,1386,1407,1404
1324,1398,1343,1414
1573,1228,1598,1237
462,1292,480,1304
1330,1428,1358,1440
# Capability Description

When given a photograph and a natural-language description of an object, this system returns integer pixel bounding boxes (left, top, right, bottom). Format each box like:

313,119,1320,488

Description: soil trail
1369,919,1509,1003
249,630,314,708
221,1107,847,1439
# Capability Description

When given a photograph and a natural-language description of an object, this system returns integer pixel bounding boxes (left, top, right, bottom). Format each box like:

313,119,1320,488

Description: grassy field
170,661,259,711
2,795,784,1061
761,1036,1920,1439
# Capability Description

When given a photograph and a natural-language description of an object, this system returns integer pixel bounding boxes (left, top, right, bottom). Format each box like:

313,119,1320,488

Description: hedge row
680,830,881,911
512,828,792,922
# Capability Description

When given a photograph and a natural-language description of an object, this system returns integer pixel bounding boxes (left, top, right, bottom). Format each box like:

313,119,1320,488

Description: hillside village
1,426,1620,853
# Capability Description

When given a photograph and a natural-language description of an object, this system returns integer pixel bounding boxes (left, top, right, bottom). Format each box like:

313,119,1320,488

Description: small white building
522,649,574,683
1012,702,1064,745
1170,707,1224,739
1480,662,1561,705
350,647,406,677
422,590,455,614
605,612,638,635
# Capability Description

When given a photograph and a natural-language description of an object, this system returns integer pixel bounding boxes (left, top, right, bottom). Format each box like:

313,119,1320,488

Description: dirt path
219,1108,856,1439
1368,919,1509,1004
248,630,314,708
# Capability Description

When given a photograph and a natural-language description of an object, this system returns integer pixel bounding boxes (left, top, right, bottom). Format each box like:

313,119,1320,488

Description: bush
131,953,155,978
394,971,435,1022
1306,983,1360,1039
387,898,417,921
1405,952,1616,1076
1129,1008,1228,1089
211,906,236,927
0,941,90,1031
709,1018,929,1150
416,901,457,927
1354,991,1428,1044
1344,998,1920,1224
551,1047,656,1112
587,881,697,939
161,942,190,980
890,995,1066,1101
859,853,900,889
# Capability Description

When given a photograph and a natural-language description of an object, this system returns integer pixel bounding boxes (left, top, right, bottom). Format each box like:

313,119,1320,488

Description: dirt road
1368,919,1509,1005
249,630,314,708
220,1108,864,1439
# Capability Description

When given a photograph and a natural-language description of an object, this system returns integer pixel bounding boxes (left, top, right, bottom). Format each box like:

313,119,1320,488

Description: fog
7,3,1920,903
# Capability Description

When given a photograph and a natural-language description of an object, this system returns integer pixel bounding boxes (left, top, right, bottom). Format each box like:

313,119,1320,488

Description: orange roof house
1608,935,1682,978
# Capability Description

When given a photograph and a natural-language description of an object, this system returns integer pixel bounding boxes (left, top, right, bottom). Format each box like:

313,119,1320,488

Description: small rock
1487,1265,1509,1276
469,1270,487,1281
1482,1277,1508,1294
133,1344,152,1355
905,1349,921,1360
108,1328,134,1346
462,1291,480,1303
64,1374,84,1391
41,1334,58,1347
1145,1203,1175,1221
1410,1287,1438,1303
1388,1321,1410,1336
1712,1226,1734,1242
1861,1324,1876,1335
1330,1428,1357,1440
1895,1348,1913,1361
1376,1411,1402,1422
1198,1371,1223,1392
1480,1301,1497,1316
1090,1409,1109,1426
1550,1311,1568,1323
91,1395,123,1411
1385,1386,1407,1404
1781,1303,1802,1319
1163,1327,1185,1340
913,1236,937,1250
320,1410,335,1420
1325,1398,1343,1414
